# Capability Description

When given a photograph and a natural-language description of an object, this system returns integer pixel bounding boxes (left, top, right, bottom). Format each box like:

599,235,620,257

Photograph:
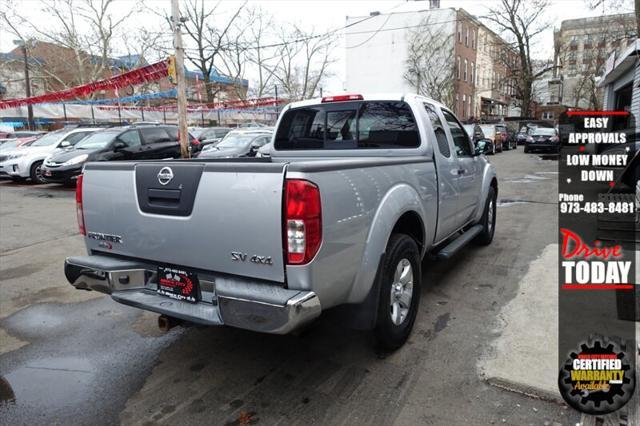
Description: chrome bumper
64,255,321,334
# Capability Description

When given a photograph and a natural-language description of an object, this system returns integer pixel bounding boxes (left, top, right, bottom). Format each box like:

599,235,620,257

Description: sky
0,0,635,94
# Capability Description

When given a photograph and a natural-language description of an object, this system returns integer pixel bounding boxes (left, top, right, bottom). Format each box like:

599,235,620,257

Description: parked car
42,126,199,184
478,124,503,154
64,93,497,351
194,127,233,148
498,125,517,150
524,127,560,153
0,127,100,183
197,130,272,158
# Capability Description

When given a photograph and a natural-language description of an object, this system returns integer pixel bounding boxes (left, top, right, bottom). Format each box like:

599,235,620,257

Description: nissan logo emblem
157,167,174,185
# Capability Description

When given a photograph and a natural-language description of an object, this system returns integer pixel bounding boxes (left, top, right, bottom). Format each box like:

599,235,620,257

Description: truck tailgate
82,161,286,283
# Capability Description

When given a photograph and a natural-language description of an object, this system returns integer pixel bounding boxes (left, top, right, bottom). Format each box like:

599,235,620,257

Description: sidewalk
478,244,561,402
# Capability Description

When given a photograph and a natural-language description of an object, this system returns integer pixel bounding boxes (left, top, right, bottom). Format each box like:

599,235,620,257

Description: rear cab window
275,101,420,150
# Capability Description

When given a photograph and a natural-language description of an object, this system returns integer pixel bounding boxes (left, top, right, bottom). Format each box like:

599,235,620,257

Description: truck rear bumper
64,255,321,334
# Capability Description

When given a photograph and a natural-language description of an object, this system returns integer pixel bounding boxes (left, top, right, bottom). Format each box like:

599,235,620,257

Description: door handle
457,168,466,175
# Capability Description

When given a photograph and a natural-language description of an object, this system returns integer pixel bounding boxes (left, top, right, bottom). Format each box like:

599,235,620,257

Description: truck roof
285,93,445,110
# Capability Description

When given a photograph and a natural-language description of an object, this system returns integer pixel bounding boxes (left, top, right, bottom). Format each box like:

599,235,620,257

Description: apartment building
553,13,636,109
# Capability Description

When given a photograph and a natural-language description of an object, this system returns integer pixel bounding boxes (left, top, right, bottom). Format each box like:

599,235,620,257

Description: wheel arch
346,183,429,305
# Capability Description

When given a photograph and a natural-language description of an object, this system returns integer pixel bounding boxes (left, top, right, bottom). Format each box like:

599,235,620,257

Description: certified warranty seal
558,338,635,414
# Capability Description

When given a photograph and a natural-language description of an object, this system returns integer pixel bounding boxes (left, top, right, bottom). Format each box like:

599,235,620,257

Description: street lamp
13,39,34,130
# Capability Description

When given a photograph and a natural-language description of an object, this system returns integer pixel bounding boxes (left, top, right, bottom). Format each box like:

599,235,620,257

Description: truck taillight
76,174,85,236
285,179,322,265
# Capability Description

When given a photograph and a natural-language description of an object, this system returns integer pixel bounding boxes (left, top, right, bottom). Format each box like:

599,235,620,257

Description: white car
0,127,100,183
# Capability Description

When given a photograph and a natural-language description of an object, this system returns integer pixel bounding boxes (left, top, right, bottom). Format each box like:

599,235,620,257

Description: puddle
0,376,15,405
504,174,550,184
4,357,94,409
497,198,556,208
498,199,532,207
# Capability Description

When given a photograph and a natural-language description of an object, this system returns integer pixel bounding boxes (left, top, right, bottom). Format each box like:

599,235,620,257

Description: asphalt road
0,149,579,425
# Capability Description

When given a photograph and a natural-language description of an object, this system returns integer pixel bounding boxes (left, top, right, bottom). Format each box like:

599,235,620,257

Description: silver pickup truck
65,93,497,350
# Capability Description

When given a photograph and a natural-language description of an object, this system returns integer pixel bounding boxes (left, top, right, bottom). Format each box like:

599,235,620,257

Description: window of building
462,94,467,118
457,24,462,43
465,27,469,46
542,112,554,120
471,30,476,49
463,59,468,81
471,62,475,85
457,56,461,79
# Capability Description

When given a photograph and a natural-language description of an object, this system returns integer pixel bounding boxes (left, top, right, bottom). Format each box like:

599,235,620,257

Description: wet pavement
0,151,581,425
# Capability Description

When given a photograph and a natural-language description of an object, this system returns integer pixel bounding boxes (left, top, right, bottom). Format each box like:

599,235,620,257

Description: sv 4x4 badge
231,251,273,265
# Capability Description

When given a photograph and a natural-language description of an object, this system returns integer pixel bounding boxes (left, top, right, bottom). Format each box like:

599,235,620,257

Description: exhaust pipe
158,314,182,332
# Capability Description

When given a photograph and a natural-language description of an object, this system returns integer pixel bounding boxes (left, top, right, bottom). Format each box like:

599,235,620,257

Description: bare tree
269,25,336,101
175,0,246,103
2,0,139,96
243,8,279,98
484,0,551,117
403,15,456,109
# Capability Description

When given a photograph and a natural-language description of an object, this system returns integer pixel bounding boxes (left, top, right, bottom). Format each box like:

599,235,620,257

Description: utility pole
171,0,190,159
14,40,34,130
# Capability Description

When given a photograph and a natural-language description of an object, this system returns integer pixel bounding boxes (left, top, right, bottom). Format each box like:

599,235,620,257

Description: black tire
373,234,421,351
474,186,497,246
29,160,45,184
524,146,530,153
503,140,510,151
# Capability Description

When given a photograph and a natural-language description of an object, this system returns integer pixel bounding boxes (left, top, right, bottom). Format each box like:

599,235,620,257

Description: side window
63,131,90,145
423,103,450,158
140,128,172,144
442,110,473,157
118,130,141,147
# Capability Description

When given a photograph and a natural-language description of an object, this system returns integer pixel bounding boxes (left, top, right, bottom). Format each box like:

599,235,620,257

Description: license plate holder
156,266,199,303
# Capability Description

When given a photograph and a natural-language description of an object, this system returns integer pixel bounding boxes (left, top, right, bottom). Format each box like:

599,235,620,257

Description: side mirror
113,141,126,151
60,141,71,148
474,139,488,156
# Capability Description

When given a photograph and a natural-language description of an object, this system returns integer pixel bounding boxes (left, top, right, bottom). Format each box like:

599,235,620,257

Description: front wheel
474,186,497,246
29,160,45,184
373,234,421,351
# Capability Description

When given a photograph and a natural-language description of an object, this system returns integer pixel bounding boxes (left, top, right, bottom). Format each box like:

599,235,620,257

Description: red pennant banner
0,60,169,110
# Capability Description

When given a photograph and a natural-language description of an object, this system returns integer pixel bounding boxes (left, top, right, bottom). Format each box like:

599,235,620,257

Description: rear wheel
474,186,497,246
373,234,421,351
29,160,45,184
524,146,530,153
